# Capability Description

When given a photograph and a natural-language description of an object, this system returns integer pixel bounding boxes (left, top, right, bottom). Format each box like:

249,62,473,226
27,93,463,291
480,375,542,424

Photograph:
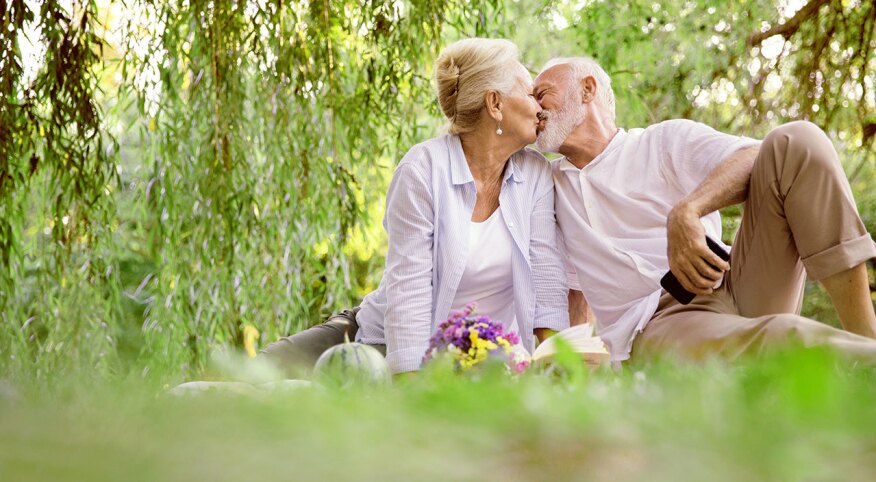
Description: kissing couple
261,38,876,377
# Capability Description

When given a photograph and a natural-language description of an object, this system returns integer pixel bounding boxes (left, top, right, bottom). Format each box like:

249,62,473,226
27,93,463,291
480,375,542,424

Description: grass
2,348,875,481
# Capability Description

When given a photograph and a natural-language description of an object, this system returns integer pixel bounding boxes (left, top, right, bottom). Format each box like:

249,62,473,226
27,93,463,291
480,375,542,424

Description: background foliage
1,0,874,383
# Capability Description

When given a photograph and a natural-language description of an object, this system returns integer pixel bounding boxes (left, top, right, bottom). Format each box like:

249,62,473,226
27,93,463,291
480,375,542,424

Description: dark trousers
259,307,387,378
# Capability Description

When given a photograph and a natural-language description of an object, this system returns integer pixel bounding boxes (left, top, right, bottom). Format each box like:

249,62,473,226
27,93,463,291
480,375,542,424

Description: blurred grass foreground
3,0,876,480
2,349,876,481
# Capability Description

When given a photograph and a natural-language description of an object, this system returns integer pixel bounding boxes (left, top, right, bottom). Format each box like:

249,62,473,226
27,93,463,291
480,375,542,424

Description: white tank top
451,208,517,332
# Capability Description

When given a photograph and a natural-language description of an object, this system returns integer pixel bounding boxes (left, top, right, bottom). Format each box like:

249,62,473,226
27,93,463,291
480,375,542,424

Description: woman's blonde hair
433,38,521,134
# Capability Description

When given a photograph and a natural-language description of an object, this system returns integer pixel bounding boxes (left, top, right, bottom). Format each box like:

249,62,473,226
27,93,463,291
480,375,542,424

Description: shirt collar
504,152,525,184
447,134,525,185
557,128,627,173
558,157,579,172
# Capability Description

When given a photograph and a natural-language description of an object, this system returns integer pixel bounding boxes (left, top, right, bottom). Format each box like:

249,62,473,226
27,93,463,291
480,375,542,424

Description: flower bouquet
422,303,530,374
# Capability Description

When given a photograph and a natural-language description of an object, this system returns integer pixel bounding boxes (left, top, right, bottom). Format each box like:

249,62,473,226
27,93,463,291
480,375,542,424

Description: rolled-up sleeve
382,162,434,373
529,170,570,331
660,119,761,193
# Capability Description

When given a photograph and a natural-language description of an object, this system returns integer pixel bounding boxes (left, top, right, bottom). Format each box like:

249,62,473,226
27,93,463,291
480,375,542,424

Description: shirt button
508,222,514,227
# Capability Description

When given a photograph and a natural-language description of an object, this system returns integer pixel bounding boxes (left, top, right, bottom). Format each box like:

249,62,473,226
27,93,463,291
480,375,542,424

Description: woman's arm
529,174,571,337
534,291,594,343
382,162,435,374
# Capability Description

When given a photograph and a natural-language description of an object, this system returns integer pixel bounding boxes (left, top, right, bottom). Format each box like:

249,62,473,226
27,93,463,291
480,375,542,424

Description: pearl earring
496,121,503,136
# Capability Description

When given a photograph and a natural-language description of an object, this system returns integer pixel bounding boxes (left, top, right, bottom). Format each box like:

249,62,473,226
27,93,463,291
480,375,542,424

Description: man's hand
666,202,729,295
665,144,755,295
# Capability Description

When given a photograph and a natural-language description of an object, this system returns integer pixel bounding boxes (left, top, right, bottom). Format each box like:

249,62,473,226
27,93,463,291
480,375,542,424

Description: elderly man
534,56,876,364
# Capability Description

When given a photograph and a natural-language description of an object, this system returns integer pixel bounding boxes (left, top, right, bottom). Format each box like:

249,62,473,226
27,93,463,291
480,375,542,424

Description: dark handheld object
660,236,731,305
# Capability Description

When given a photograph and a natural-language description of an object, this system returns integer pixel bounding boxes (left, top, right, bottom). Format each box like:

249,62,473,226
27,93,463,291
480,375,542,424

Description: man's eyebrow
534,79,554,91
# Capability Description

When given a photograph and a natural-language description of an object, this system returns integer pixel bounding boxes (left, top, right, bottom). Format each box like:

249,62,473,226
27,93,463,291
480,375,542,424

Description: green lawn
2,349,875,481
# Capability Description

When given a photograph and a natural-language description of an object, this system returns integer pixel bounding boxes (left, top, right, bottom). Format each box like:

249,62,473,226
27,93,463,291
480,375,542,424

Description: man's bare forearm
672,145,759,218
569,289,594,326
665,145,758,293
533,291,592,344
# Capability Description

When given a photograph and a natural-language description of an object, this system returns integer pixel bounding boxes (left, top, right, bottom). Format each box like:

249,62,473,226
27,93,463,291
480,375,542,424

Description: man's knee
762,121,838,172
767,120,826,141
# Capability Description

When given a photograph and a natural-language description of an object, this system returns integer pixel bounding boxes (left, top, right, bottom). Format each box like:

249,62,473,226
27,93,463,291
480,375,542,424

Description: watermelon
313,342,391,387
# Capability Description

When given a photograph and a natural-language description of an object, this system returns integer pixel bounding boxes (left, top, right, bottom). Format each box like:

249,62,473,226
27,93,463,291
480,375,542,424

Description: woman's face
498,63,542,145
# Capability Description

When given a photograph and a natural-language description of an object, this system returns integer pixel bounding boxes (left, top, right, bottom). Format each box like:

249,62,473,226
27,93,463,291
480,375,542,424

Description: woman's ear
579,75,597,104
484,90,503,121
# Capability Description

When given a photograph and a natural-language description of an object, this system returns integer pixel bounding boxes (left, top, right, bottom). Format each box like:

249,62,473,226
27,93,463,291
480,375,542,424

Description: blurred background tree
1,0,873,382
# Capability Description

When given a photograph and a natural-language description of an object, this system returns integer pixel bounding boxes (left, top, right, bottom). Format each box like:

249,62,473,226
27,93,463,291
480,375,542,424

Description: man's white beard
535,99,586,153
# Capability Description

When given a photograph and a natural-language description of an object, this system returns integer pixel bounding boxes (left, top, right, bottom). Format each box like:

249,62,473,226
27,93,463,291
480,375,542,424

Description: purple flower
421,303,530,373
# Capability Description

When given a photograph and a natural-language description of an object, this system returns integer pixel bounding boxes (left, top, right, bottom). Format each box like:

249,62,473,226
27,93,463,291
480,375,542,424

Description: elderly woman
261,38,569,375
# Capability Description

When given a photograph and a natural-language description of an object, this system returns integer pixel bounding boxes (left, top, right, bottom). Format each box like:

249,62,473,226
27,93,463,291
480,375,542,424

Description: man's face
534,65,586,153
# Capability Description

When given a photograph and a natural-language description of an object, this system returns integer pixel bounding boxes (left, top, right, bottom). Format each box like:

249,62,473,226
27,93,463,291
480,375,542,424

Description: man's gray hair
542,57,616,120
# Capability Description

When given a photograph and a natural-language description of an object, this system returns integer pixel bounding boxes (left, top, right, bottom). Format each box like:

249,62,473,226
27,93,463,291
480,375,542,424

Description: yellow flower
242,324,260,358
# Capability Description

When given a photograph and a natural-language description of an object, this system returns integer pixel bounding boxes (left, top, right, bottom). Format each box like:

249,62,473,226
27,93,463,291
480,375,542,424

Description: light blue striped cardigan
356,134,569,373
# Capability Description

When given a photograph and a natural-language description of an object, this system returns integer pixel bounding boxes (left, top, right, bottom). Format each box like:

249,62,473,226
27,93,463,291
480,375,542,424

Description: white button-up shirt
357,134,570,373
553,119,760,361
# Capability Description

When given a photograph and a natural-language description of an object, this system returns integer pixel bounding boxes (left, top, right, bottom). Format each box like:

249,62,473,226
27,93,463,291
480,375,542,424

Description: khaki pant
632,121,876,363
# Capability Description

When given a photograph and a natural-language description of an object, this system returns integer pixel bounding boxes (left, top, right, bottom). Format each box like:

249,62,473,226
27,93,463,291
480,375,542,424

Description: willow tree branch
747,0,831,46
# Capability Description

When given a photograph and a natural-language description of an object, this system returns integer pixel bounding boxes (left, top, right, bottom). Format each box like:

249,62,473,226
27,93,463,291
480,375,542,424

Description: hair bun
449,58,461,96
433,38,519,134
436,54,461,121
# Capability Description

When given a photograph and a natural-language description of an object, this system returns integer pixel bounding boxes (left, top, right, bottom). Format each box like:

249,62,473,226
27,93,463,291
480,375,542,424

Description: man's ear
484,90,503,122
579,75,597,104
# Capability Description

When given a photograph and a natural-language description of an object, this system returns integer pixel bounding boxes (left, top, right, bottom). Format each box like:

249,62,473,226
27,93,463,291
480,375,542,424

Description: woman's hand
534,328,558,344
